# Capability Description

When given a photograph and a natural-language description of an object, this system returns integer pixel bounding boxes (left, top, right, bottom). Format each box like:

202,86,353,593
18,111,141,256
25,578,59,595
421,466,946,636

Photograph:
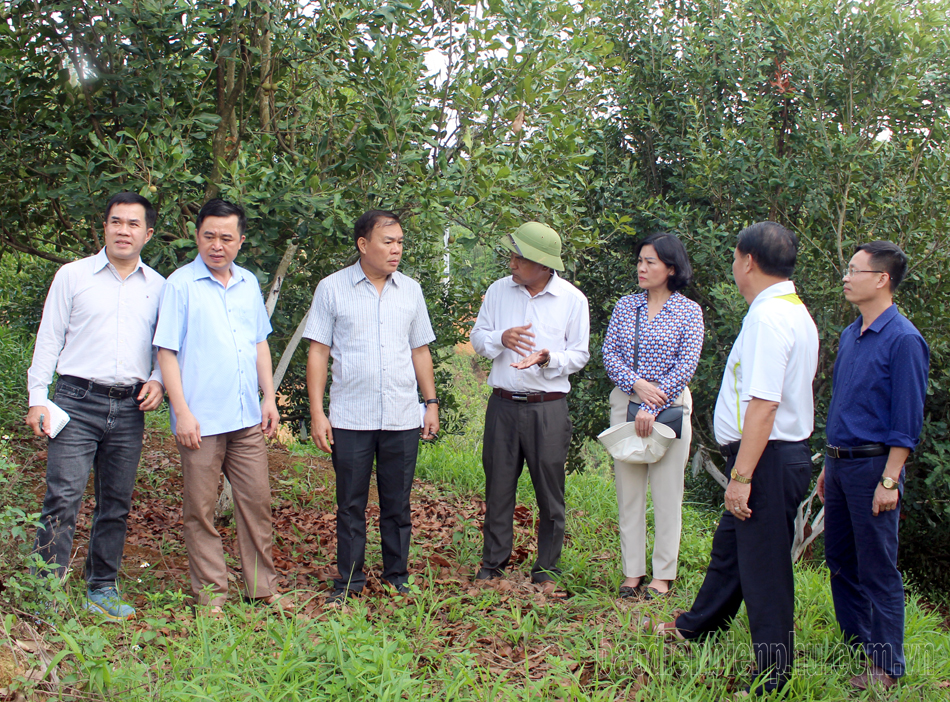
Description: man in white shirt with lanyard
649,222,818,696
26,192,165,620
305,210,439,604
470,222,590,595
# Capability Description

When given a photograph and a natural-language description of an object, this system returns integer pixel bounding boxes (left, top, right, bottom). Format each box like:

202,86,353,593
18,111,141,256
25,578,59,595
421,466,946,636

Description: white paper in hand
45,401,71,439
419,402,427,428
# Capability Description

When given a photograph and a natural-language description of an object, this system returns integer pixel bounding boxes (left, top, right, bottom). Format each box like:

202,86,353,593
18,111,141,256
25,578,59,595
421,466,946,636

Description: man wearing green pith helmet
470,223,590,596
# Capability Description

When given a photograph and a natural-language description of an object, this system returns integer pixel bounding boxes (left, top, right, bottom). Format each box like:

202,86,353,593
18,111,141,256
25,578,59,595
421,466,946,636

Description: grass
1,349,948,700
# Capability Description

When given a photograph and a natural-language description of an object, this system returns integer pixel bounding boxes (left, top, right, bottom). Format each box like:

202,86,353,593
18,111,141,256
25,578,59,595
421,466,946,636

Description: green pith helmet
501,222,565,271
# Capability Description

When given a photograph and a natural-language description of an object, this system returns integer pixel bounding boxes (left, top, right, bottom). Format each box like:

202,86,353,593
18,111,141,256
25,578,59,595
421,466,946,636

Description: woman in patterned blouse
602,232,704,600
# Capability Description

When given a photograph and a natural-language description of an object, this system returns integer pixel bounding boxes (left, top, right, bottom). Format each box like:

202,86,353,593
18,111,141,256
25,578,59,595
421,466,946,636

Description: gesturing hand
510,349,550,370
501,323,536,357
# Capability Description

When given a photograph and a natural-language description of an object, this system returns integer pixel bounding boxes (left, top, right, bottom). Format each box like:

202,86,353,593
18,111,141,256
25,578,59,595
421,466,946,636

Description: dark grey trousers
480,394,572,582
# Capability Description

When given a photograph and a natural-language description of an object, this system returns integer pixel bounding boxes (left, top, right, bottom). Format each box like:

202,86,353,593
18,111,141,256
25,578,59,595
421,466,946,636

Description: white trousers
610,384,693,581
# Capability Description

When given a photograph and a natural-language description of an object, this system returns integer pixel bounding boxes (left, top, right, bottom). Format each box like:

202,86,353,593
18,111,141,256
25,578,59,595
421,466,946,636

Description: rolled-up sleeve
886,334,930,449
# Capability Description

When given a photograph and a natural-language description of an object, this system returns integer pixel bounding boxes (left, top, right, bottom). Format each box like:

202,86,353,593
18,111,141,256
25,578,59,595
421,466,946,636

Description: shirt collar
505,271,562,296
93,247,147,279
192,254,245,284
350,261,401,287
749,280,796,313
856,303,899,335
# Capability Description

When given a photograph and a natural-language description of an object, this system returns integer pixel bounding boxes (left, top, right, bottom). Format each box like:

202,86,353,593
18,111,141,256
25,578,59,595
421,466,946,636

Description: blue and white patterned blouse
602,291,704,415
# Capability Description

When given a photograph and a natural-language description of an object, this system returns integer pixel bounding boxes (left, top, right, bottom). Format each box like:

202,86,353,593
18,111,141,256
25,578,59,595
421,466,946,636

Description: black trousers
675,440,811,693
331,428,419,591
481,394,573,582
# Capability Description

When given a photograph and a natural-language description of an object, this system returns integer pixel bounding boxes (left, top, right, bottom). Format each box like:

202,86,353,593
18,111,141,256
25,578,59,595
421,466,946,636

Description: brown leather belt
492,388,567,403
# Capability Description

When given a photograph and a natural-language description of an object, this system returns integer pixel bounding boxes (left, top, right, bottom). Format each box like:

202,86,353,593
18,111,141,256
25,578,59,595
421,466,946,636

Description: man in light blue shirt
154,199,282,612
305,209,439,603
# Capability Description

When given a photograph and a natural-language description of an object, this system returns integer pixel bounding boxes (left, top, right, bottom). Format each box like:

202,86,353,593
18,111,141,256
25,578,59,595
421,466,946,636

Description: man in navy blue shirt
817,240,929,691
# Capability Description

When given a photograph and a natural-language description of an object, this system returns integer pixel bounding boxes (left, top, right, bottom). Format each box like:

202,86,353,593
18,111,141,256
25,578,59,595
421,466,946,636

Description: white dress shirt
713,281,819,444
470,273,590,393
28,248,165,407
303,263,436,431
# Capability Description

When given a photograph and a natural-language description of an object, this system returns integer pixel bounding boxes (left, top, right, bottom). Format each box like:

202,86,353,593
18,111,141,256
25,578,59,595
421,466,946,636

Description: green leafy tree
579,0,950,589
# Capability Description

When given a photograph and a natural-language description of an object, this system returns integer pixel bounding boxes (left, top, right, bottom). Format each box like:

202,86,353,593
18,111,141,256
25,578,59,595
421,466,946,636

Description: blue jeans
824,454,905,678
32,378,145,589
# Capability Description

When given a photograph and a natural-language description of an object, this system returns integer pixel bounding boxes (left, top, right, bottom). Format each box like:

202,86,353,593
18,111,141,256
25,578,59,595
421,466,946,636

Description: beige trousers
610,385,693,581
178,426,278,606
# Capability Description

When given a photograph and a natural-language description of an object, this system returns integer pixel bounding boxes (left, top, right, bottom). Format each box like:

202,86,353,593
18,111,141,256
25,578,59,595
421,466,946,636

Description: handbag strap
633,305,641,374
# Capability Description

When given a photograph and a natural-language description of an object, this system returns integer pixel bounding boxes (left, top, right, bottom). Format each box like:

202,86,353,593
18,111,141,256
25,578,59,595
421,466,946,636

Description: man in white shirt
305,210,439,603
470,222,590,594
26,192,165,620
650,222,819,696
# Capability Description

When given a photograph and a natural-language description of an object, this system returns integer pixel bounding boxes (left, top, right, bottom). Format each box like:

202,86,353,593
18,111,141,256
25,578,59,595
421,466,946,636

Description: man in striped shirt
304,210,439,604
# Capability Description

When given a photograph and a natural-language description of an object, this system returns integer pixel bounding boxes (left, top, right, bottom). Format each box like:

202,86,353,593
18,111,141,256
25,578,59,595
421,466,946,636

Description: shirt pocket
532,319,568,354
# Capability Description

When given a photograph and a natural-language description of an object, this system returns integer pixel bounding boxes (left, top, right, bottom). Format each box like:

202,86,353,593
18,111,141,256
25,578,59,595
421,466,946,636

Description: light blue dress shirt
153,256,271,436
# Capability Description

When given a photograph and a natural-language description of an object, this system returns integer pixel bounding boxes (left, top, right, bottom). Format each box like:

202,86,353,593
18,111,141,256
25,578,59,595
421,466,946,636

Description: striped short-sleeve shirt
303,262,435,431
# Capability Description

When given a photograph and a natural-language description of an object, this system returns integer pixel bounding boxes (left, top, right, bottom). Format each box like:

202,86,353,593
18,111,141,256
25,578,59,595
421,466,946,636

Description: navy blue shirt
826,304,929,449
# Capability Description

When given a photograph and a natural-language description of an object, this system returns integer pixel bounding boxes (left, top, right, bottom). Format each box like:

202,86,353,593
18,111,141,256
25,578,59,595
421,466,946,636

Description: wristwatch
539,356,550,369
424,398,440,407
730,467,752,484
880,476,899,490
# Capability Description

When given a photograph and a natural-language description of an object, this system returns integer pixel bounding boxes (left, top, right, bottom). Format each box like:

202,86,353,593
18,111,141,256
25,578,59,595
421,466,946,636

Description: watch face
882,477,898,489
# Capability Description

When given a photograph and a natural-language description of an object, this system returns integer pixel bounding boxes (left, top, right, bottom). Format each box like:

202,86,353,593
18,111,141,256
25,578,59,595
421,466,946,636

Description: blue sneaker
84,587,135,621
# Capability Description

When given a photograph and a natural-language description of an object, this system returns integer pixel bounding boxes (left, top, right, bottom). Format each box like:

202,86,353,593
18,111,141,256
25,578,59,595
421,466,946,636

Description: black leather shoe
326,588,358,605
475,567,503,581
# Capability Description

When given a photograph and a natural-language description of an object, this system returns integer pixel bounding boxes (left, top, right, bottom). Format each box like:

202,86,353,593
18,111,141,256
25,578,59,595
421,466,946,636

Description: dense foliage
0,0,948,589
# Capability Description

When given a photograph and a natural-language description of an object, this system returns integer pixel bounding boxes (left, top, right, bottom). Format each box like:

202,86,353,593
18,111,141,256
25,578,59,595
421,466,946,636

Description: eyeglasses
845,267,884,277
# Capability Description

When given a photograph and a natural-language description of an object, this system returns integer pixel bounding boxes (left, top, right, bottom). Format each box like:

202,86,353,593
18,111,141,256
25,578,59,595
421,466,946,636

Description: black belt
825,443,888,459
719,440,742,458
492,388,567,403
59,375,143,400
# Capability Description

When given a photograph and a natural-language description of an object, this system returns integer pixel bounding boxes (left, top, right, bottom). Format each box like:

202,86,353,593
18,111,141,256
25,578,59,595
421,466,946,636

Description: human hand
137,380,165,411
510,349,550,370
634,409,654,438
501,323,536,357
872,482,900,517
25,405,51,437
175,409,202,450
261,398,280,439
310,411,334,454
816,468,826,504
632,379,668,410
421,404,439,440
725,479,752,521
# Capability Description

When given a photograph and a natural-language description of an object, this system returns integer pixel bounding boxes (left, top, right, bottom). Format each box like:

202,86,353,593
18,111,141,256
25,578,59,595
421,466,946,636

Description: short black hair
856,240,907,292
354,210,401,251
105,192,156,231
196,199,247,236
736,221,797,278
634,232,693,292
